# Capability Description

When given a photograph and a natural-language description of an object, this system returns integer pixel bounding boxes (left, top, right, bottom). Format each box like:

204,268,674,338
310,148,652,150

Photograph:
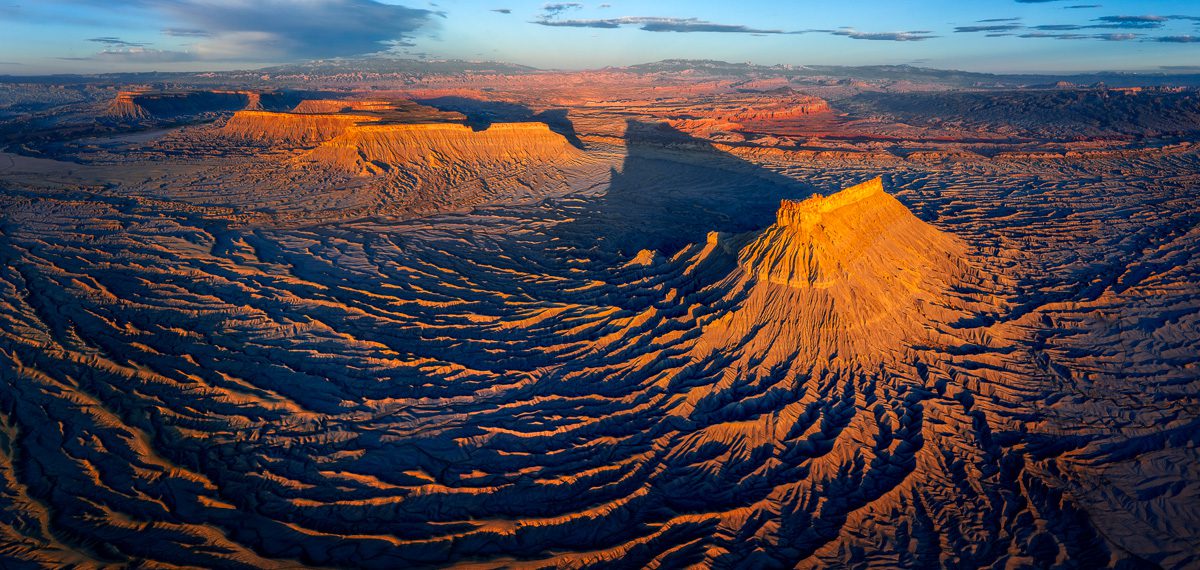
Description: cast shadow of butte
552,119,816,256
412,96,585,148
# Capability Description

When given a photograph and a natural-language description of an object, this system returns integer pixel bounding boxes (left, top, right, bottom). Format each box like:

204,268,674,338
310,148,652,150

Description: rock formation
291,99,395,114
220,110,380,144
102,90,295,121
219,100,473,147
704,177,970,364
104,90,151,120
304,121,582,175
744,178,963,288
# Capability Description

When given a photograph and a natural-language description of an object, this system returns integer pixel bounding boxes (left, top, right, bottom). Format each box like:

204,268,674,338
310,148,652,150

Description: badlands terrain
0,59,1198,568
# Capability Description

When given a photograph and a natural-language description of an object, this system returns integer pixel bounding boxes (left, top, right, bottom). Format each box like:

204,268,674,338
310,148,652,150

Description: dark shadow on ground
550,119,815,256
412,96,585,148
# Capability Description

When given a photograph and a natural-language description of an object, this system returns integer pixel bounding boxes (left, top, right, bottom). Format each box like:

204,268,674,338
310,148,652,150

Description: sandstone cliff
303,121,582,175
220,110,380,144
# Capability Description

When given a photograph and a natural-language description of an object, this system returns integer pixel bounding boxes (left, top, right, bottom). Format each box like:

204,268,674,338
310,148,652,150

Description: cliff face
304,121,582,175
220,110,379,144
218,100,472,147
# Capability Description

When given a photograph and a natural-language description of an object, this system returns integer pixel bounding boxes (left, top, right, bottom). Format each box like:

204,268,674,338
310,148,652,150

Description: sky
1,0,1199,75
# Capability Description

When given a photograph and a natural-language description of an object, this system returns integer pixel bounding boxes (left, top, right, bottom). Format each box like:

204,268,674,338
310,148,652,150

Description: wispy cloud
161,27,211,37
87,36,147,47
948,9,1197,43
541,2,582,17
1019,31,1139,40
534,16,786,34
63,47,195,63
1019,31,1089,39
534,12,934,41
955,24,1022,33
1156,35,1200,42
831,28,937,41
1097,15,1168,23
490,8,512,14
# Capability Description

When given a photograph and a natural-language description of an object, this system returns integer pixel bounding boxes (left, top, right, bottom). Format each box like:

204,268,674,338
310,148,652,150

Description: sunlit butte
0,0,1197,568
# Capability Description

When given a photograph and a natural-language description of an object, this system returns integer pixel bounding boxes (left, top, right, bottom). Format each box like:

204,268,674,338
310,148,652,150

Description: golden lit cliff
220,110,380,144
304,121,582,175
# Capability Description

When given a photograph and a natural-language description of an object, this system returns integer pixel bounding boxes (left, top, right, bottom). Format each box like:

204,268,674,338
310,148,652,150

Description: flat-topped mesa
220,110,381,145
775,177,885,230
304,121,582,175
291,99,396,114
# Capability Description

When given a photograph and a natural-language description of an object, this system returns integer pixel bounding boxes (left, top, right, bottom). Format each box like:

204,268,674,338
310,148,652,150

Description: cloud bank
533,11,935,41
64,0,435,63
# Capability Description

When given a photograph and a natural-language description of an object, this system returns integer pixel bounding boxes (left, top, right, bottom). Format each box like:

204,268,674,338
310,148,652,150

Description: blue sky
1,0,1198,74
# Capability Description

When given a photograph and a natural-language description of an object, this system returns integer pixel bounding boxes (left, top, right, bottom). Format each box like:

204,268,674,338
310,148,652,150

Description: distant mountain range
4,57,1200,89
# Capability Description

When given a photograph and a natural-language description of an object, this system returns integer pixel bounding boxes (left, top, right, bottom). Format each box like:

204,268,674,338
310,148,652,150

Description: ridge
776,177,884,227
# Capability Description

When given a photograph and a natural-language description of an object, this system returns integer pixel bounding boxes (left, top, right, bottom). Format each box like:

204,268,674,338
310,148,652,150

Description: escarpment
220,111,381,144
219,100,472,146
303,121,583,175
290,99,396,114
